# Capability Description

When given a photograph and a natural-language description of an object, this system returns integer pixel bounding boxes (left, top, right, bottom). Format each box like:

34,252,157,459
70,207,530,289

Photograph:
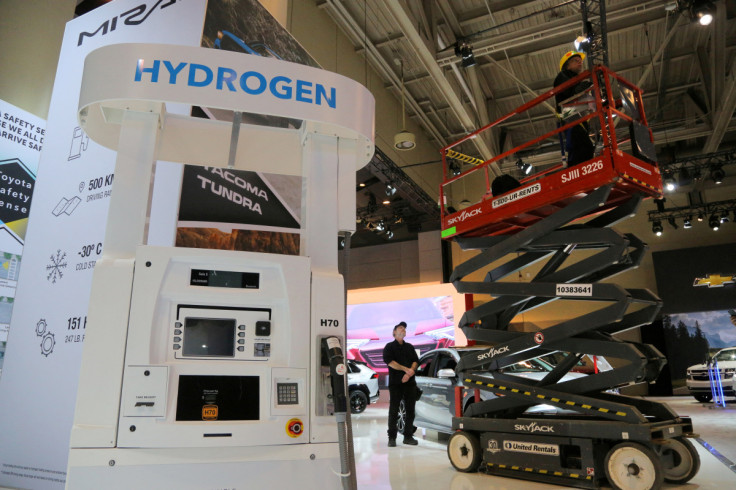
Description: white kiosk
66,43,374,489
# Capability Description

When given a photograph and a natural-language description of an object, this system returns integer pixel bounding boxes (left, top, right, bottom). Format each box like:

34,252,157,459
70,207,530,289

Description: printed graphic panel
0,2,207,489
653,243,736,314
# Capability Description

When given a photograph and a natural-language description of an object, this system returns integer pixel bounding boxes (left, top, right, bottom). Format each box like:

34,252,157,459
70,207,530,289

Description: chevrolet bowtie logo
693,274,735,288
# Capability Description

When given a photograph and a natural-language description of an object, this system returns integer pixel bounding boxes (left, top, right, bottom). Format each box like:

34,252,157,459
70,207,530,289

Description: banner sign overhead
78,43,375,168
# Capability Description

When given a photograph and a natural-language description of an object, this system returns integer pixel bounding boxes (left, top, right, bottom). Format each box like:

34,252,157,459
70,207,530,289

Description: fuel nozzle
323,336,347,414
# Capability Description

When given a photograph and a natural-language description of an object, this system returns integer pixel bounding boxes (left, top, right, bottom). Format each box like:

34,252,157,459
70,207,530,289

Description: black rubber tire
661,437,700,484
605,441,664,490
396,399,406,434
349,390,368,414
447,431,482,473
693,393,712,403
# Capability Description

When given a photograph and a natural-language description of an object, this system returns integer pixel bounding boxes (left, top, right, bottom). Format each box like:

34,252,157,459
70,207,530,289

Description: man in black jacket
554,51,595,166
382,321,419,447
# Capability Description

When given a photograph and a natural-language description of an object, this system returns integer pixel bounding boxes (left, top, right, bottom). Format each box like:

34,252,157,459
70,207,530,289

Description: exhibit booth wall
649,243,736,393
347,281,467,390
0,2,208,488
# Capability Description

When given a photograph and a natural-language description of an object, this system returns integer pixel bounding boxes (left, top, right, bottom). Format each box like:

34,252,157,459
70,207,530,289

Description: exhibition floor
352,396,736,489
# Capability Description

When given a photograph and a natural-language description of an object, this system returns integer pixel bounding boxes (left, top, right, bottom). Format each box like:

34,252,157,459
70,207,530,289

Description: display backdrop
176,0,320,254
651,243,736,393
652,243,736,315
347,295,455,386
347,283,466,386
0,1,207,488
0,99,44,372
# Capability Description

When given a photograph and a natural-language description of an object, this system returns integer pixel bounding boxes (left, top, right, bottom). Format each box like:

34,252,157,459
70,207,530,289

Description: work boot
403,436,418,446
388,438,396,447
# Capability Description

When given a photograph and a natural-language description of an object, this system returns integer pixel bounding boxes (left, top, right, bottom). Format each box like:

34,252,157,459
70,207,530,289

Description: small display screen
182,318,236,357
176,375,259,421
190,269,260,289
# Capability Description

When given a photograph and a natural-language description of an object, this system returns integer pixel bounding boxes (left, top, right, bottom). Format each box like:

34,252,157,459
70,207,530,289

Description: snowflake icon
46,249,68,283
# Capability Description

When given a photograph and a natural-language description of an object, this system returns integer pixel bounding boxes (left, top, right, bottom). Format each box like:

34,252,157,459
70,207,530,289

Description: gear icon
40,332,56,357
36,319,48,336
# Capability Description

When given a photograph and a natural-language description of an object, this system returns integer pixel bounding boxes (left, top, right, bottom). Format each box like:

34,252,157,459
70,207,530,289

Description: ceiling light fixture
709,213,720,230
710,166,725,184
375,220,385,232
683,216,692,229
394,60,416,151
385,183,397,196
692,0,715,26
385,228,394,239
574,35,590,51
652,220,663,236
455,41,476,68
663,171,676,192
516,158,532,175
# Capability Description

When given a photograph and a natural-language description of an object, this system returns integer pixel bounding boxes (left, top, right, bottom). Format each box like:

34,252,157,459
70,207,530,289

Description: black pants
387,383,416,439
565,124,595,166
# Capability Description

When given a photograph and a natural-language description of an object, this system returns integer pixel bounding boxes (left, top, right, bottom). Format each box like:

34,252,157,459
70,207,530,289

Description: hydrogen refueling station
65,42,374,489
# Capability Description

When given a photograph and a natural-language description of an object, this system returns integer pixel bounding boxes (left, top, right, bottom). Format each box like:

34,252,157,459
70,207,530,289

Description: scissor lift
440,66,700,490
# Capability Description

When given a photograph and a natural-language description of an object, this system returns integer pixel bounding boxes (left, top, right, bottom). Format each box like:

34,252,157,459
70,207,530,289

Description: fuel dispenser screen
182,318,236,357
190,269,260,289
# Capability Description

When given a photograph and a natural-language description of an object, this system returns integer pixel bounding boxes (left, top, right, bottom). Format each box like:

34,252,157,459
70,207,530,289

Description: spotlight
394,60,416,151
455,41,476,68
375,220,385,232
574,35,590,51
382,198,390,205
385,228,394,239
721,212,730,224
667,216,678,230
394,130,416,150
663,171,676,192
516,158,532,175
692,1,715,26
359,182,366,187
449,161,462,177
683,216,692,229
697,212,705,222
652,220,663,236
692,167,702,181
709,213,720,230
385,183,397,196
710,166,725,184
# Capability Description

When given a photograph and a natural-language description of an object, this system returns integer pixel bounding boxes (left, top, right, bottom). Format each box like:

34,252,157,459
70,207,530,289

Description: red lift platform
439,67,700,490
440,65,663,240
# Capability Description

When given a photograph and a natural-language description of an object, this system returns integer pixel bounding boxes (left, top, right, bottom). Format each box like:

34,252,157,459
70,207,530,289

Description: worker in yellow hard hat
554,51,595,166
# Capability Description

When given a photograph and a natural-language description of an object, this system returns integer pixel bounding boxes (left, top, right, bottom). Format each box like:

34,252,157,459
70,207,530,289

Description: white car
686,347,736,402
347,360,380,413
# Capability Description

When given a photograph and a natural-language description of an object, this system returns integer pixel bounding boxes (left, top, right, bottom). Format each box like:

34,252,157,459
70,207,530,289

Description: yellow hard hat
559,51,586,71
